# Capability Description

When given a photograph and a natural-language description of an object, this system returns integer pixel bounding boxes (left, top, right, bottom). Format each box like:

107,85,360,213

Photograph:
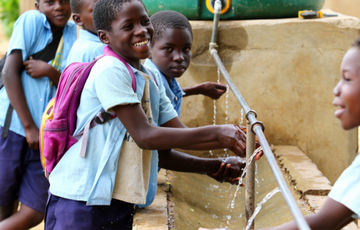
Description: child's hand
218,125,247,157
23,56,51,78
24,124,39,150
207,157,246,185
198,82,227,99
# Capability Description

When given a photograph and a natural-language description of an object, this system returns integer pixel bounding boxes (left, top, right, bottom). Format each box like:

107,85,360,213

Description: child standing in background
66,0,103,64
0,0,76,229
140,10,245,208
199,37,360,230
45,0,251,229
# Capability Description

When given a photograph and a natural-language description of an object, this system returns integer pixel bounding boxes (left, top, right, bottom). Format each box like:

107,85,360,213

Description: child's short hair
93,0,145,32
150,10,193,41
352,36,360,49
70,0,83,13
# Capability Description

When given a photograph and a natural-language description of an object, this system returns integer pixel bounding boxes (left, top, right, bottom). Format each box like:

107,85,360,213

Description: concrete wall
179,15,360,184
323,0,360,19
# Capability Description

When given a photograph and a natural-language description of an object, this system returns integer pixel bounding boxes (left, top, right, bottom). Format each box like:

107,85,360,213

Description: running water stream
230,146,263,209
245,187,281,230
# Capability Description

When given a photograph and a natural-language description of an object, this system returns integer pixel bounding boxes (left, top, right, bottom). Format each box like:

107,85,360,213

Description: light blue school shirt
144,59,185,116
66,29,105,65
49,55,178,206
0,10,77,136
328,154,360,219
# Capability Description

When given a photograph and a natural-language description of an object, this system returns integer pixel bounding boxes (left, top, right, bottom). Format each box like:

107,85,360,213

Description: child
45,0,251,229
145,10,227,116
66,0,248,210
140,10,243,208
66,0,104,64
0,0,76,229
199,37,360,230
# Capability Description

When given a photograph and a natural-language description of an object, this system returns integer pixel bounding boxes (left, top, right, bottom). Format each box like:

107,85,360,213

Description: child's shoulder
16,10,75,30
16,10,46,24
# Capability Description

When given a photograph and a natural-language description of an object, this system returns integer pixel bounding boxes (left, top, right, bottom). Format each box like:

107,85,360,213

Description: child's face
150,28,192,82
98,1,153,68
333,47,360,130
73,0,98,35
36,0,71,33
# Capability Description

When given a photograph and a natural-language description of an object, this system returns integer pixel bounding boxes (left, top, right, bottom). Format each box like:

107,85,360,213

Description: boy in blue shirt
0,0,77,228
145,10,227,116
66,0,104,64
142,10,239,208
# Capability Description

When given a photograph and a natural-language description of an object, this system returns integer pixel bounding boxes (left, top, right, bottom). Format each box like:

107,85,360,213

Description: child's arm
2,50,39,149
182,82,227,99
259,198,355,230
113,103,246,156
159,149,244,184
23,56,61,85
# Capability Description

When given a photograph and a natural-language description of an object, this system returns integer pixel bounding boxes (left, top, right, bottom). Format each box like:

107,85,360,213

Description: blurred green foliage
0,0,19,38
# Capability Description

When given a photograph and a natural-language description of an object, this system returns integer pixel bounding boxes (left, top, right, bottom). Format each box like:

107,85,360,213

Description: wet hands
24,56,52,78
199,82,227,100
207,156,246,185
218,125,247,157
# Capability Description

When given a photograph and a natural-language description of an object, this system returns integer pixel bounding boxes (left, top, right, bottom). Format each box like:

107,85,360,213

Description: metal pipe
209,0,222,51
210,49,311,230
245,122,255,228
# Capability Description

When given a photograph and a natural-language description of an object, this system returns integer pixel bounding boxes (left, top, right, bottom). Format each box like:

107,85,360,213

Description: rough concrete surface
178,13,360,184
274,145,332,196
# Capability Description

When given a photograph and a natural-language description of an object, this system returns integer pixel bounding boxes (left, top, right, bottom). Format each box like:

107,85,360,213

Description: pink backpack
39,46,139,177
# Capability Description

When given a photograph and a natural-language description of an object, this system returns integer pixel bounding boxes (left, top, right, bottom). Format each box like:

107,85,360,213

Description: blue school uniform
48,55,177,206
66,29,105,65
0,10,77,136
144,59,185,116
0,10,76,213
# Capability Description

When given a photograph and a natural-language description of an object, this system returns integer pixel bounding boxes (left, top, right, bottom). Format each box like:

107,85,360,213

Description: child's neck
51,26,64,36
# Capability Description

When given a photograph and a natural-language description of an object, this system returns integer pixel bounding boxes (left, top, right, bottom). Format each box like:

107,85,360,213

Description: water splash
245,187,281,230
240,108,244,125
230,146,263,209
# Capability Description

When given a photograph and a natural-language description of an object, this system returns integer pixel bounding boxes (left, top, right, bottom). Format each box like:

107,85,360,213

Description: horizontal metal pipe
210,49,311,230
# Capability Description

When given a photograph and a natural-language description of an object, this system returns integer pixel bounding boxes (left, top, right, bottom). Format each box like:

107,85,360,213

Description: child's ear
98,30,110,45
72,14,84,27
35,2,39,10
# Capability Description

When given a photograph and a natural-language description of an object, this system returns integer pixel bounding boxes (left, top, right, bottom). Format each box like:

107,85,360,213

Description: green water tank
143,0,325,20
